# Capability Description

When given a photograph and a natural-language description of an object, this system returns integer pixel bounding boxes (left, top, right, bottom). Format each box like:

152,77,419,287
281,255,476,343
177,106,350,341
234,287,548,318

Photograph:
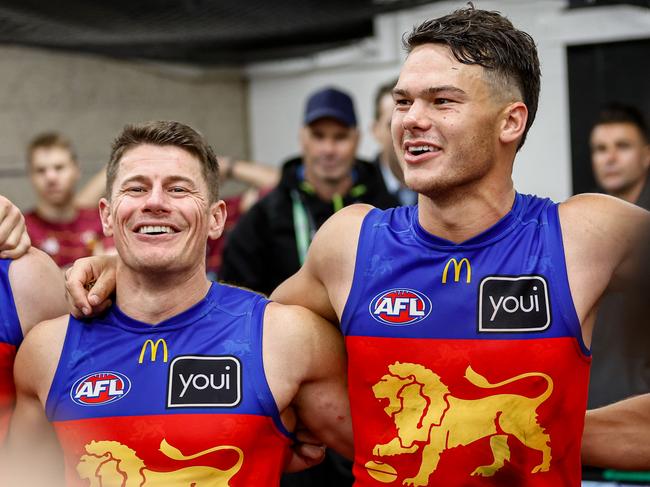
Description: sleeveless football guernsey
46,283,292,486
341,193,590,487
0,259,22,444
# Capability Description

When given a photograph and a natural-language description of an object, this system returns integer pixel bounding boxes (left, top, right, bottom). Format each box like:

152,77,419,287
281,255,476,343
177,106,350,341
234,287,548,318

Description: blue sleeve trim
546,203,590,357
250,295,295,441
0,259,23,346
340,209,381,335
45,316,76,420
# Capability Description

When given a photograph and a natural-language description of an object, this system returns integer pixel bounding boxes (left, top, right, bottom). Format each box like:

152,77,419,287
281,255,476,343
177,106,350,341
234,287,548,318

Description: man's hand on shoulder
65,254,117,318
0,195,30,260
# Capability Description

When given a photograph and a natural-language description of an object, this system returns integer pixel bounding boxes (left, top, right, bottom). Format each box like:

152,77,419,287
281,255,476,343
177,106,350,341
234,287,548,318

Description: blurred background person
220,87,398,297
24,132,113,268
372,78,417,206
590,104,649,209
206,155,280,280
584,104,650,486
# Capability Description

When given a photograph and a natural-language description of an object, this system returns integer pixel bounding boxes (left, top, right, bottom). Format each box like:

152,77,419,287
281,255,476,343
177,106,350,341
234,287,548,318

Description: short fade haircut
106,121,220,202
404,5,541,150
26,132,77,167
374,78,399,122
592,103,648,143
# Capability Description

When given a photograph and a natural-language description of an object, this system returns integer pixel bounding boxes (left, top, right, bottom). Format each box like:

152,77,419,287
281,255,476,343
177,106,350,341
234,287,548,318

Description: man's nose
142,185,170,212
402,100,432,133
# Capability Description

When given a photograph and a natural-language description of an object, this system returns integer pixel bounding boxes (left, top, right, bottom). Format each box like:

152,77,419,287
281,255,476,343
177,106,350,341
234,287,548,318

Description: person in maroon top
24,132,113,268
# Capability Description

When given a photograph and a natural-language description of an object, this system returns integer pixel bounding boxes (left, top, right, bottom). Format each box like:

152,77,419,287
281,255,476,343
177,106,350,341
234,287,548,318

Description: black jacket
220,157,399,296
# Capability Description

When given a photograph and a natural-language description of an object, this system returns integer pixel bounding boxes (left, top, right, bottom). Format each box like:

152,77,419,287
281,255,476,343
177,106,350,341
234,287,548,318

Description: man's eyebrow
164,175,197,186
424,86,467,96
120,175,148,186
393,86,467,97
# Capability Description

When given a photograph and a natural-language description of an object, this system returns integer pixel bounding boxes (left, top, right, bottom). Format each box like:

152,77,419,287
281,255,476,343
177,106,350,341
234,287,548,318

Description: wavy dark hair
404,5,541,150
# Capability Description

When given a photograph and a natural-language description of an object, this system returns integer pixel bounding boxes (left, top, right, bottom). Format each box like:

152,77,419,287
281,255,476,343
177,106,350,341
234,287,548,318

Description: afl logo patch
369,288,431,326
70,371,131,406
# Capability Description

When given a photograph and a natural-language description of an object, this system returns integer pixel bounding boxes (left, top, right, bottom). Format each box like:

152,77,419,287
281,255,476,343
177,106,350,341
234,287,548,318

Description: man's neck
611,175,647,204
35,200,78,223
417,180,516,243
115,263,211,325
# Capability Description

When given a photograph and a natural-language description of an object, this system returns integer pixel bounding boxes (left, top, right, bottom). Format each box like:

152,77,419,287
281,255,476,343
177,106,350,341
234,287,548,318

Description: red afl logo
70,371,131,406
369,288,432,326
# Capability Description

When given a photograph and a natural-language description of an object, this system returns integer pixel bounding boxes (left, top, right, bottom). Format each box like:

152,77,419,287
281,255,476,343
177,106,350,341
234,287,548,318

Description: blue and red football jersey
46,283,292,486
341,193,590,486
0,259,22,444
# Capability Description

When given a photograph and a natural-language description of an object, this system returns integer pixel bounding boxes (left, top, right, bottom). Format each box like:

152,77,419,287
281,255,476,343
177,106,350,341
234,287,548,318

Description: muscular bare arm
271,204,372,322
10,247,68,335
4,315,68,486
559,194,650,345
263,303,353,459
582,394,650,470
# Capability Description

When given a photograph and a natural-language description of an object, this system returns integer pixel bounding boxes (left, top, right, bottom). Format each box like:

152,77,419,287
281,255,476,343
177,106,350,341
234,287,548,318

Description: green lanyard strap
291,190,313,266
290,184,368,265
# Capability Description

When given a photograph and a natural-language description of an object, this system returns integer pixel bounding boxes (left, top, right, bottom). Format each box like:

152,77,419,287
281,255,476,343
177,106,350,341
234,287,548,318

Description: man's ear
207,200,227,241
99,198,113,237
499,102,528,146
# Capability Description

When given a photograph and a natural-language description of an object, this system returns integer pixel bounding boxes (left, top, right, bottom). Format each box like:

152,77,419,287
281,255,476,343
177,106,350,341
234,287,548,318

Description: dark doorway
567,38,650,195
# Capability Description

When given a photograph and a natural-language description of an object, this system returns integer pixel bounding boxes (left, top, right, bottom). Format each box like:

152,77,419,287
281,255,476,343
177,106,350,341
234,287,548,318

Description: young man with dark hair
25,132,113,268
590,103,649,207
65,7,650,486
7,121,351,486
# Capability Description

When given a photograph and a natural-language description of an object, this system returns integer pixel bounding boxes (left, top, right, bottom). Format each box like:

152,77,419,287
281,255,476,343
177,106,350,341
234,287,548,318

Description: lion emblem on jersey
76,439,243,486
367,362,553,486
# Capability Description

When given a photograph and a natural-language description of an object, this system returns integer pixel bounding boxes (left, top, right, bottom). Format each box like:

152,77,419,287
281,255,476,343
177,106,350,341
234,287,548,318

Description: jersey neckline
410,192,525,250
107,282,218,333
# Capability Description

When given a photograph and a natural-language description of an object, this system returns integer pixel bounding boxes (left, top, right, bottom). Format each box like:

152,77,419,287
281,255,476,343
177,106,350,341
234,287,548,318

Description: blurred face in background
590,122,650,199
372,91,403,182
29,146,80,207
301,118,359,186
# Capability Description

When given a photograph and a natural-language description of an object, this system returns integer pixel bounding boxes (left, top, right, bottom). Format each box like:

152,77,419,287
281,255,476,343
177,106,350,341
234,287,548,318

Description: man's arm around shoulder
9,247,68,336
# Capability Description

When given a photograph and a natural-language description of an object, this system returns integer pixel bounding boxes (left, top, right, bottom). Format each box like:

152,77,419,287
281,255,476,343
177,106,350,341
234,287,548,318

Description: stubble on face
392,44,507,200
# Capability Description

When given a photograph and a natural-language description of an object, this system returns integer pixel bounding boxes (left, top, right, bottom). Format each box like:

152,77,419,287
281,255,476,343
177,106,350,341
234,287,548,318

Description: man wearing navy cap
221,87,397,298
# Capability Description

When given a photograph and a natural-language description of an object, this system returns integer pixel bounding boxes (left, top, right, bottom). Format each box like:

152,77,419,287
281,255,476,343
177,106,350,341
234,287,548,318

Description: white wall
246,0,650,202
0,46,247,208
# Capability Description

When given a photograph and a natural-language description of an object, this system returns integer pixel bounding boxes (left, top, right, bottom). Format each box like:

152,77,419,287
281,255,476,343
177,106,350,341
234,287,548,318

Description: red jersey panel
0,342,17,444
347,336,589,487
25,208,113,267
54,414,290,486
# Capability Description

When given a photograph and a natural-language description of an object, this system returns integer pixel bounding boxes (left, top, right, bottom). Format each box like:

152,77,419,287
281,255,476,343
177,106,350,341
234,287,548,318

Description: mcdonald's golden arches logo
442,258,471,284
138,339,168,364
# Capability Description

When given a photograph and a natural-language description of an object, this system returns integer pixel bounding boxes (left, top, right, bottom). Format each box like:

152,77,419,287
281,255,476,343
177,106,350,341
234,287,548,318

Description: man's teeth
408,145,439,155
138,225,174,234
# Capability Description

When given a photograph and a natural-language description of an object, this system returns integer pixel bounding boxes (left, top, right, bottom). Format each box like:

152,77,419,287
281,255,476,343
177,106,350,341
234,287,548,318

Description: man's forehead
592,123,646,141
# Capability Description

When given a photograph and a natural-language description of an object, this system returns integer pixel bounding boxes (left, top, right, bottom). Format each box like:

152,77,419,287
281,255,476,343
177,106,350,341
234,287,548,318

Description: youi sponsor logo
478,275,551,332
70,371,131,406
369,288,432,326
167,356,241,408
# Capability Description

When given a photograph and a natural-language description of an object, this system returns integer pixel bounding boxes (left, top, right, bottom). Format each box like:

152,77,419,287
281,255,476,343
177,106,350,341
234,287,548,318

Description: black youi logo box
478,276,551,332
167,356,241,408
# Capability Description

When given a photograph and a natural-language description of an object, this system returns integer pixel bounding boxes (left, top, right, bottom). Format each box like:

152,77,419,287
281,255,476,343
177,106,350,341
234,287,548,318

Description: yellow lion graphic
368,362,553,486
76,438,243,486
